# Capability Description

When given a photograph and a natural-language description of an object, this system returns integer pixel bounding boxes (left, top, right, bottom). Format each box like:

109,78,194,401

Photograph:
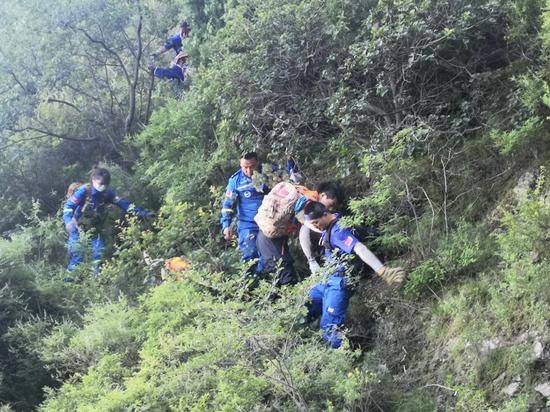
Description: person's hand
377,266,407,287
65,217,79,233
308,258,320,274
223,227,232,241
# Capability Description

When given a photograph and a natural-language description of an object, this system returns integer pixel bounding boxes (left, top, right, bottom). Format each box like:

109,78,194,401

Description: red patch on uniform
71,197,78,203
278,187,289,196
344,236,354,247
225,190,233,198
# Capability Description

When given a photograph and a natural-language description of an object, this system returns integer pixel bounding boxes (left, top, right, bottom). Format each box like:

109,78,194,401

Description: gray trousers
256,230,296,286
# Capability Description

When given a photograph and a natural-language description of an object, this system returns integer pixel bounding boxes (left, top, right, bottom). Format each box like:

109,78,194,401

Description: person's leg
319,275,351,348
256,231,295,285
67,230,83,272
277,236,296,286
238,228,259,261
306,281,325,322
91,235,105,275
238,227,260,273
256,230,279,273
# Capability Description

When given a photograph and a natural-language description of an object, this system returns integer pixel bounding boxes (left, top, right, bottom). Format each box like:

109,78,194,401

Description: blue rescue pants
67,230,104,273
237,227,259,262
307,274,351,348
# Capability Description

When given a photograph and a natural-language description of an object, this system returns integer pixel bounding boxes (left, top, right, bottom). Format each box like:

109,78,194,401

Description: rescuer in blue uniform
220,152,267,266
150,52,188,82
152,21,190,57
63,167,152,276
303,201,407,348
221,153,300,269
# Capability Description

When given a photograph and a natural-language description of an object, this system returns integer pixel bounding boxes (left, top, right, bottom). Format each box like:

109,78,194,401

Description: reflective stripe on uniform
236,183,254,190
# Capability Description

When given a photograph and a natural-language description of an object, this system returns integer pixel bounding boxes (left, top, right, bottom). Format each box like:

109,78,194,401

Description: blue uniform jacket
163,33,186,54
321,217,359,274
63,185,144,226
154,63,187,82
220,170,267,231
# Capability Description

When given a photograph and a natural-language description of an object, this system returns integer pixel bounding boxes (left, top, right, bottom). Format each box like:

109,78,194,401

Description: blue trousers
67,230,104,272
307,274,351,348
238,227,259,262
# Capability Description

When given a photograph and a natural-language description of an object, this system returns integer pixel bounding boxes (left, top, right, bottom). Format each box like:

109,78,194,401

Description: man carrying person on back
254,180,344,287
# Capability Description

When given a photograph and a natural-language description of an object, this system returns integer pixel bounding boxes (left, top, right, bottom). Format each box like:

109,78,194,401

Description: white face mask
93,182,107,192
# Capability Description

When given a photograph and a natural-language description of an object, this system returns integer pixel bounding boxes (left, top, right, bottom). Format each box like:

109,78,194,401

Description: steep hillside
0,0,548,411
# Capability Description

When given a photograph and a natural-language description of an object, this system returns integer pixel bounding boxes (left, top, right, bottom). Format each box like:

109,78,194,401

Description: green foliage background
0,0,549,410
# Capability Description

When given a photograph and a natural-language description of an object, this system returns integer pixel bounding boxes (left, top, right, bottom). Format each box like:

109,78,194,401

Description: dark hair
316,181,345,205
180,20,190,29
304,201,327,220
90,167,111,185
242,152,258,161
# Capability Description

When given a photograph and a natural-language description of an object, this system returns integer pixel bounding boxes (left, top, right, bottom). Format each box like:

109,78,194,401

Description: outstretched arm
354,242,407,286
353,242,385,273
107,190,151,217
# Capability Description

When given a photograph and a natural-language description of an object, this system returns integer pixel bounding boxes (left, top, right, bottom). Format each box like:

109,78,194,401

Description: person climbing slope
149,52,188,82
63,167,153,278
303,201,407,348
254,179,341,286
152,20,190,57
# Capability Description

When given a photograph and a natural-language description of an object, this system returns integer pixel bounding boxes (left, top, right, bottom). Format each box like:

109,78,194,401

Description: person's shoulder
332,219,354,238
225,170,241,188
229,169,242,180
73,184,89,197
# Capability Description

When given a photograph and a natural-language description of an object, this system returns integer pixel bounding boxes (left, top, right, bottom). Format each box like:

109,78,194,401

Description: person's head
175,52,188,65
304,201,334,231
316,181,345,211
90,167,111,192
180,20,190,37
240,152,259,178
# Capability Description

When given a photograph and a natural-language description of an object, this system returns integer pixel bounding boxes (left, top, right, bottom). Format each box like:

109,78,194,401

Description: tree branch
125,12,143,135
46,98,82,113
67,24,131,84
8,126,97,142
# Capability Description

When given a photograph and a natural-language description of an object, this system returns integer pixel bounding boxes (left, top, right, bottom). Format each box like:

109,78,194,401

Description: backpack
254,182,301,238
66,183,91,212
